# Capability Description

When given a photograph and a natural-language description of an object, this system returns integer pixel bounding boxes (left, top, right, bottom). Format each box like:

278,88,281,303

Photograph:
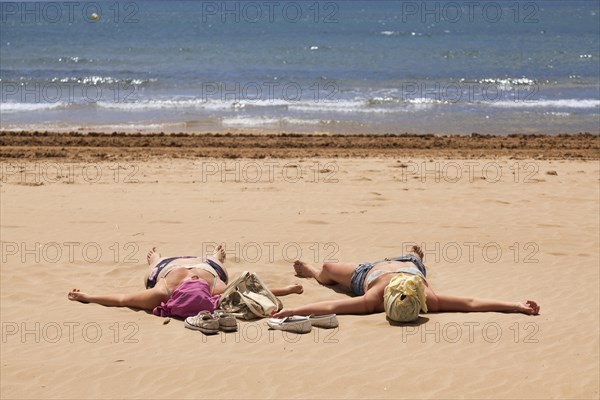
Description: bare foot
287,283,304,294
410,245,424,261
293,260,319,278
68,289,90,303
147,247,161,265
212,244,226,263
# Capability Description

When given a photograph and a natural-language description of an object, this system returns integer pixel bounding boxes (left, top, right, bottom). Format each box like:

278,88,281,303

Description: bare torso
363,261,433,311
163,267,227,294
152,257,229,299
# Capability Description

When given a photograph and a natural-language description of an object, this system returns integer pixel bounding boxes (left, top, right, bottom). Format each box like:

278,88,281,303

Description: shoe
184,311,219,334
213,310,237,332
309,314,338,329
266,316,312,334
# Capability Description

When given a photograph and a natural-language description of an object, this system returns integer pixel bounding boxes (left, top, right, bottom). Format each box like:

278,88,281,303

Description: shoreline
1,131,598,161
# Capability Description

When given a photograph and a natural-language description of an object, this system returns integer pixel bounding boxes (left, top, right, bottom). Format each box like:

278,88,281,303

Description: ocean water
1,0,599,134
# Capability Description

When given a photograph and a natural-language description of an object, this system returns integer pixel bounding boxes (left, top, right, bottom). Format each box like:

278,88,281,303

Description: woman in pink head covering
68,244,302,318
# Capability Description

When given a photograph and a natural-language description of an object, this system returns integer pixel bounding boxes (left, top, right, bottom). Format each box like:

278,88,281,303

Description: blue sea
1,0,599,134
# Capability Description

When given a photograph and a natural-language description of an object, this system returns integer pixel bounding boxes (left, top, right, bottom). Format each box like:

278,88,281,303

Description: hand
271,308,295,318
516,300,540,315
68,288,90,303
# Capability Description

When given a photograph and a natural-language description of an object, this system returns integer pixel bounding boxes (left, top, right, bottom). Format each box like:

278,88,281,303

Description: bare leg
271,284,303,296
293,260,358,290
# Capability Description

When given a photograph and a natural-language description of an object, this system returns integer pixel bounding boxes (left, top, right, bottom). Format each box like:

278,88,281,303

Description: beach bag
218,271,283,319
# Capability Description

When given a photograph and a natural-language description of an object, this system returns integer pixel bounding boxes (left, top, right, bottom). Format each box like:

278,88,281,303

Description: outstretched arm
68,288,166,311
427,293,540,315
273,290,383,317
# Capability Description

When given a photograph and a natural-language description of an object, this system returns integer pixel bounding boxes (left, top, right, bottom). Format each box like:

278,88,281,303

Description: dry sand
1,133,599,399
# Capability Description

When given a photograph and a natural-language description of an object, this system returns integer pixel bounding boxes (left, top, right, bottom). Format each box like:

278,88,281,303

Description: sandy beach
1,132,599,399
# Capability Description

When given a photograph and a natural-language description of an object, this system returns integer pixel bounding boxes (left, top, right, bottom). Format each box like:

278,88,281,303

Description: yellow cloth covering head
383,273,428,322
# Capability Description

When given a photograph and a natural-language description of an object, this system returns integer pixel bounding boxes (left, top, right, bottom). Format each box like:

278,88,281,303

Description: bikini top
365,266,424,288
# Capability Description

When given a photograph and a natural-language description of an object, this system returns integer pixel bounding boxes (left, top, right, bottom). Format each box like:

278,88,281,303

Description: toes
147,248,156,262
412,245,424,260
214,244,226,261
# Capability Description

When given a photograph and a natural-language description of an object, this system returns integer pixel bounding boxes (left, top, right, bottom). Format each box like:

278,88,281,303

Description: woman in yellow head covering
273,246,540,322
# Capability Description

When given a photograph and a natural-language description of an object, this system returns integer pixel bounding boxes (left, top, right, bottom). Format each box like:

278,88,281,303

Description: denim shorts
349,254,427,296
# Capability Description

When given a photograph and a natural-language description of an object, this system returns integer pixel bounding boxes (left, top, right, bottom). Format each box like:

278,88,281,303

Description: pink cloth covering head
152,280,220,319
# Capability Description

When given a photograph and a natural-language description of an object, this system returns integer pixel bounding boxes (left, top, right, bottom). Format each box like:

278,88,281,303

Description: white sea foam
489,99,600,109
97,99,209,110
0,122,182,132
221,117,279,126
0,102,65,112
234,99,291,108
96,123,183,131
543,112,571,117
49,76,155,85
283,118,321,125
96,97,397,114
379,30,424,37
406,98,447,105
289,99,391,113
460,77,538,91
57,56,94,64
290,97,444,113
96,98,292,111
479,78,536,86
222,116,322,127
